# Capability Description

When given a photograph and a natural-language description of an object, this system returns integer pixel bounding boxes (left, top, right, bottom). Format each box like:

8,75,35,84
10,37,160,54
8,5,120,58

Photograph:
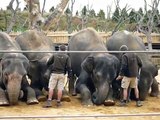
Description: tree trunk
6,0,20,33
42,0,69,31
146,33,153,50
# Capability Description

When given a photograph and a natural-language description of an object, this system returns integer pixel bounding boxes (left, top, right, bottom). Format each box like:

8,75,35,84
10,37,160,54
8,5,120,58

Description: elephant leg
69,75,77,96
25,87,39,105
104,85,115,106
61,75,71,102
150,78,159,97
34,88,47,102
103,88,115,106
75,72,93,106
21,76,39,104
77,84,92,106
0,88,9,106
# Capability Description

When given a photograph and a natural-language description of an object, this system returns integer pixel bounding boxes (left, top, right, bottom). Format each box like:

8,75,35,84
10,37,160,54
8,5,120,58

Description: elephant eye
2,59,10,69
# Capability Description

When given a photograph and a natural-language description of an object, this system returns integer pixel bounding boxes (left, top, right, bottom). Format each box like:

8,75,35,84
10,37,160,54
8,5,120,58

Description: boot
136,100,142,107
43,100,52,108
56,100,62,107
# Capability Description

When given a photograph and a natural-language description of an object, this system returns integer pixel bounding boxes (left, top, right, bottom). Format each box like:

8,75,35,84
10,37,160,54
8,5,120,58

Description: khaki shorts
48,73,65,90
121,76,138,89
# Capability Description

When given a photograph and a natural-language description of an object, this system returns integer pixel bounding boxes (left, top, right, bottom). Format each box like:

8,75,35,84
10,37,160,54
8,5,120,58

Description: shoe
136,100,142,107
56,101,62,107
43,100,52,108
119,100,127,106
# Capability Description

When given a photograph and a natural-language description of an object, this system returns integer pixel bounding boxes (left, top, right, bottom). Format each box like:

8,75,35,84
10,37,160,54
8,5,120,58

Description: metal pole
0,113,160,119
0,50,160,53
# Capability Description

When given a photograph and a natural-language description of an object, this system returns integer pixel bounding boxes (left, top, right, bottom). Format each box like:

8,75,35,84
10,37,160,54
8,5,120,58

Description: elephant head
81,54,119,105
28,57,50,91
0,53,29,105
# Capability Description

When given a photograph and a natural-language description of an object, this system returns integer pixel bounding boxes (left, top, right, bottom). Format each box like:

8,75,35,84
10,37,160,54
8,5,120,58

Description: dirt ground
0,71,160,120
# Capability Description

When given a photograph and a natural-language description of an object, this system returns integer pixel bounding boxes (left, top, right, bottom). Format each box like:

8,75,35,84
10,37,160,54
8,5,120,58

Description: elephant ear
81,56,94,73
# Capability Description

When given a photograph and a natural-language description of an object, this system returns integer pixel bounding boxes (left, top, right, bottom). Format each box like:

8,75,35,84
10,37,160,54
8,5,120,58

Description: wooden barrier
9,31,160,67
9,31,160,45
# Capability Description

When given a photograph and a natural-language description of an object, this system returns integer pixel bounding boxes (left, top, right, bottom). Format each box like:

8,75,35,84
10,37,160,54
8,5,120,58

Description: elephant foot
82,99,93,106
27,98,39,105
103,100,115,106
19,90,24,99
61,95,71,102
150,92,159,97
72,91,77,96
37,95,47,102
0,100,10,106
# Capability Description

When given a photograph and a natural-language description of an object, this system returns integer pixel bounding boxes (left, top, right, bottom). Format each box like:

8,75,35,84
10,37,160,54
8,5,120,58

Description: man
44,45,72,107
116,45,143,107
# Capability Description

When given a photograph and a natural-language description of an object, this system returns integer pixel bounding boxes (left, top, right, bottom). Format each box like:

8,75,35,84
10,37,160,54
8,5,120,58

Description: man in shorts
44,45,72,107
116,45,143,107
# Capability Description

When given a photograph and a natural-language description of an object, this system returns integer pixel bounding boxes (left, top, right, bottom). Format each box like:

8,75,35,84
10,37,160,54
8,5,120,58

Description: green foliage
49,6,55,12
112,8,120,22
81,6,87,16
128,9,137,23
88,9,96,18
65,7,71,15
97,9,105,20
0,5,159,33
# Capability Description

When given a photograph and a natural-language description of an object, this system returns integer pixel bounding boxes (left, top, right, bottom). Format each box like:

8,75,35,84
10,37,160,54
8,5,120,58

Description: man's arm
47,55,54,66
119,55,128,76
66,57,73,78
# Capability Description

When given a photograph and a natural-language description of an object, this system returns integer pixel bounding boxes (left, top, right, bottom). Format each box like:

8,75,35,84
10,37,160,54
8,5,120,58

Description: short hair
59,45,66,51
119,45,128,51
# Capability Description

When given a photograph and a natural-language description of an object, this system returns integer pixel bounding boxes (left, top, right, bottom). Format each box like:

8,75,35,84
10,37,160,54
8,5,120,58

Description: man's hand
68,69,73,79
116,75,123,80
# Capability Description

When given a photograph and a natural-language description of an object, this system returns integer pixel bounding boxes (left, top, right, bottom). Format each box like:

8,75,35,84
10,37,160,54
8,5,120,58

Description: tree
41,0,46,15
111,0,131,34
97,9,105,20
24,0,44,29
49,6,55,12
42,0,69,31
81,6,88,29
88,9,96,18
65,0,75,34
112,7,120,22
136,0,160,50
106,5,112,20
128,9,137,23
75,10,79,16
6,0,20,33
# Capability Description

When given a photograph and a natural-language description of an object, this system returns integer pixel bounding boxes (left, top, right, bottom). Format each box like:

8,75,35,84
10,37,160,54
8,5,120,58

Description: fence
9,31,160,67
9,31,160,44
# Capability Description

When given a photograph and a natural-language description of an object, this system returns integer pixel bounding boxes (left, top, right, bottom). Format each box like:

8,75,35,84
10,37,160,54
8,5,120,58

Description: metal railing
0,113,160,119
1,50,160,53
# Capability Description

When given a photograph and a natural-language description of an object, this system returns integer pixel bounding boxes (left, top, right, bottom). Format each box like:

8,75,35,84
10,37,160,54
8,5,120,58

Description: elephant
68,28,120,106
0,32,38,105
15,30,70,102
106,30,159,101
15,30,54,101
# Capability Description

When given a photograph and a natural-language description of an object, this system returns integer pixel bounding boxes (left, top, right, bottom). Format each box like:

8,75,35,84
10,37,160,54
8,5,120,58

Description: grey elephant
15,30,54,101
106,30,159,100
15,30,70,102
0,32,38,105
68,28,120,106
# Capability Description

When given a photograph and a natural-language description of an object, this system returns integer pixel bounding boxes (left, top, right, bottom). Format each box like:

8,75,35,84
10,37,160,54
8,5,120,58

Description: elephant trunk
6,73,22,105
138,79,149,101
92,82,109,105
